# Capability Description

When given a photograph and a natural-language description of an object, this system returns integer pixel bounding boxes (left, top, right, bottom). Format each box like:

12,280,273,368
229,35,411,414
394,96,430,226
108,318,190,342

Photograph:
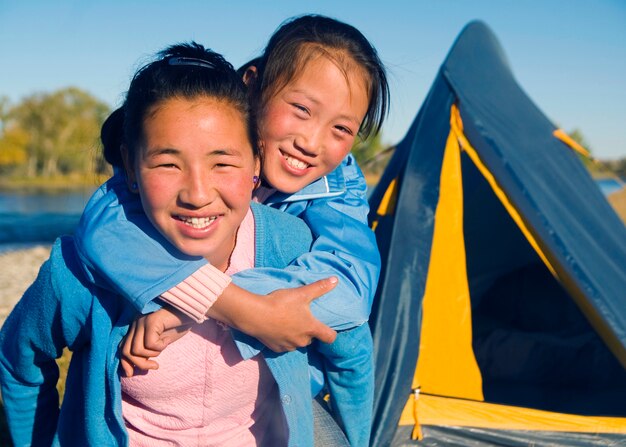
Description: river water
0,189,96,249
0,177,621,251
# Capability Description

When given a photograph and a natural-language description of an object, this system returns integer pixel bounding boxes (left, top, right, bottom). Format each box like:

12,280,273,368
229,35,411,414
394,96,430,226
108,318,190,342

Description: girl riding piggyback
75,14,389,446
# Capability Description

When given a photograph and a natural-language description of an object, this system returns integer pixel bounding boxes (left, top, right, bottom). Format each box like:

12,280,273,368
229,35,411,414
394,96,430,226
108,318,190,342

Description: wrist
206,283,265,334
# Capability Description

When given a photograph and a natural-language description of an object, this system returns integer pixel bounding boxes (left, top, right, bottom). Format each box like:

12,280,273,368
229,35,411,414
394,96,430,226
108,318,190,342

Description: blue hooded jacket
71,154,378,446
0,203,373,447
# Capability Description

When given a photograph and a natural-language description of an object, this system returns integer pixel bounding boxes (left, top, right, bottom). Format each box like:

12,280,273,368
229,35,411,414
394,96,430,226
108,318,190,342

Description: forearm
233,266,370,329
204,283,262,331
0,362,60,446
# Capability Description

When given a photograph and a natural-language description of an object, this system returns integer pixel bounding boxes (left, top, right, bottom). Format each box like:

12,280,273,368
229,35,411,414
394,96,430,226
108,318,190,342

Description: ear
120,144,138,192
242,66,258,87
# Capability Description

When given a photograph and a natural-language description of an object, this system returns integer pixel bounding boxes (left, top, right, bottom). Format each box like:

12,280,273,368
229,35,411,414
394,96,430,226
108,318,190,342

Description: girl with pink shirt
74,14,389,446
0,43,344,446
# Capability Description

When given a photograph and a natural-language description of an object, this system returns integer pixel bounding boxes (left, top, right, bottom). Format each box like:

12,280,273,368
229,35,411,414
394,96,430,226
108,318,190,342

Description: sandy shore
0,244,51,328
608,188,626,224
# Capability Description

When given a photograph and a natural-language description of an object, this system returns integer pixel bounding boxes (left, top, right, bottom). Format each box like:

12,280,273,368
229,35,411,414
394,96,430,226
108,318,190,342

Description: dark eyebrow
208,149,242,157
145,147,244,158
145,147,180,158
290,89,321,106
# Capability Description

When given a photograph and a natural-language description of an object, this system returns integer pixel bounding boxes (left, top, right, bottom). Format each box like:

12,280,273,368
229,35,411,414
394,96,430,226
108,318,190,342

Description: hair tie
168,56,216,69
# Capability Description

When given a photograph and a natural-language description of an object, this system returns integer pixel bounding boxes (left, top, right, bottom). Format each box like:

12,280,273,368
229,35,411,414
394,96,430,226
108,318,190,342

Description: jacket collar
262,165,346,205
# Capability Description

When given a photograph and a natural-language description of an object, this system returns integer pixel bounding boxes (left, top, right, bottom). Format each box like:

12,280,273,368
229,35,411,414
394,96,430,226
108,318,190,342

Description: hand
230,277,338,353
120,306,194,377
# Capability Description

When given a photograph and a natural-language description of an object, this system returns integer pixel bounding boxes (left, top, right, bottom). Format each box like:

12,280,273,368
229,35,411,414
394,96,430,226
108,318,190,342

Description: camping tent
368,21,626,446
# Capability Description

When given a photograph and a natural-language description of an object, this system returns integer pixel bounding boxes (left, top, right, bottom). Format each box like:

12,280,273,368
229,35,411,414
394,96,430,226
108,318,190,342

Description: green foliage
0,127,28,167
352,132,394,177
598,158,626,179
568,128,592,153
0,87,110,183
566,128,626,179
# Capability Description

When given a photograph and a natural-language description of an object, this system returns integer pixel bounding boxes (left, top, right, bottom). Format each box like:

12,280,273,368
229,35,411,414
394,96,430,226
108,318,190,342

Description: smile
283,152,310,170
176,215,217,229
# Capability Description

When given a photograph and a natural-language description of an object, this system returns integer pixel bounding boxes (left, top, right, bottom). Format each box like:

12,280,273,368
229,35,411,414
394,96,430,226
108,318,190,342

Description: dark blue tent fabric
368,20,626,446
444,22,626,360
368,68,456,447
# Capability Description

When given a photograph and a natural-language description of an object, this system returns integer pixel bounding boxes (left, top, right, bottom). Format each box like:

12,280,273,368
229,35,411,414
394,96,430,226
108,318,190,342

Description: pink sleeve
160,264,232,323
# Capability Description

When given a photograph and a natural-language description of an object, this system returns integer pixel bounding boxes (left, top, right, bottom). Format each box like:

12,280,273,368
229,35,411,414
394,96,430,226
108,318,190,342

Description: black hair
102,42,256,167
248,14,389,139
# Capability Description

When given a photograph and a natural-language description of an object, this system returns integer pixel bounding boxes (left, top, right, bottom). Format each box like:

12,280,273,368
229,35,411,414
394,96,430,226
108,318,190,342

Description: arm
232,154,380,329
122,157,378,365
0,239,91,446
79,161,377,352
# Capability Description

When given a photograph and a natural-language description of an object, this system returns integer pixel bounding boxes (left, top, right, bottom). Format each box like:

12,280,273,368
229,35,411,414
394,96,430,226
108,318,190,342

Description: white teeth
284,154,309,170
179,216,217,229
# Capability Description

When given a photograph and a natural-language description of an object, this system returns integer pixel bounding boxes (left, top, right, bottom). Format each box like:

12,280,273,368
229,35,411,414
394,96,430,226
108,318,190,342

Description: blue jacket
0,203,359,447
73,154,378,446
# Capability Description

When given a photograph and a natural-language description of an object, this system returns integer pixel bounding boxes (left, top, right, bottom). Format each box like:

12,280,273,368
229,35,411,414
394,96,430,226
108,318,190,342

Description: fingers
120,320,159,376
131,317,162,358
302,277,338,303
157,324,192,348
311,321,337,345
120,357,135,377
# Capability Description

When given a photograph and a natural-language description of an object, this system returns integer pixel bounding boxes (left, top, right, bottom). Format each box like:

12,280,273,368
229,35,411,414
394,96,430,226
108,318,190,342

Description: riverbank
0,244,55,447
608,187,626,223
0,244,51,328
0,172,109,193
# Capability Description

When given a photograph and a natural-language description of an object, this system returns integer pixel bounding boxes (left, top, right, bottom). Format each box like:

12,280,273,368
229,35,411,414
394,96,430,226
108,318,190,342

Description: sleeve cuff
160,264,232,323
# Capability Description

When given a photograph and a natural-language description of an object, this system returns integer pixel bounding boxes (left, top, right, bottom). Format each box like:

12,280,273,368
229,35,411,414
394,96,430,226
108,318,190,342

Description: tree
0,96,10,134
352,132,394,176
568,128,592,154
7,87,110,178
0,126,28,169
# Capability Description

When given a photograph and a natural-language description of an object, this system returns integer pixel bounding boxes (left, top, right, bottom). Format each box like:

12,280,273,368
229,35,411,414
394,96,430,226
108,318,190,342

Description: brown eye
335,125,353,136
293,104,310,115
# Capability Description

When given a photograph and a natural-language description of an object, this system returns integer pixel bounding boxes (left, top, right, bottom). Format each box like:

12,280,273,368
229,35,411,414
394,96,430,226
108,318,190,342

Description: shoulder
335,154,368,195
3,237,94,333
47,236,96,305
250,202,310,234
250,202,313,267
303,154,367,199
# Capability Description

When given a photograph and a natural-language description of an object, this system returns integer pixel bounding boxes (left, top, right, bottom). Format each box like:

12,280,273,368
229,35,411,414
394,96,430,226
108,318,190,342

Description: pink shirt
121,209,286,446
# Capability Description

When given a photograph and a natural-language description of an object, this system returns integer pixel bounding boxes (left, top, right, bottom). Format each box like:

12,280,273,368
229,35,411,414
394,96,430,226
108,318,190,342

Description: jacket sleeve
0,239,91,447
73,172,224,315
315,324,374,447
233,155,380,330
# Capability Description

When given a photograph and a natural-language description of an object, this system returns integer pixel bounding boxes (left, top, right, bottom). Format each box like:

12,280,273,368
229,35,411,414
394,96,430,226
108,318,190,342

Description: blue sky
1,1,625,159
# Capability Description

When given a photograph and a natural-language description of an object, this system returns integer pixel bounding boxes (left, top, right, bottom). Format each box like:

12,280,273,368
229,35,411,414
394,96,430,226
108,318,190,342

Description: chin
271,175,312,194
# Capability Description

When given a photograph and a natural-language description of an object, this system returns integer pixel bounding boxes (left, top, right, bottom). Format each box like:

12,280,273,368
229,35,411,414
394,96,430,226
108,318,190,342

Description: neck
207,232,237,273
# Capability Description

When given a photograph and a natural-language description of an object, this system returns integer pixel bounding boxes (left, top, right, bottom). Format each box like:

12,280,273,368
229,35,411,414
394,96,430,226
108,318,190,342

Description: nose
178,169,215,208
294,126,323,157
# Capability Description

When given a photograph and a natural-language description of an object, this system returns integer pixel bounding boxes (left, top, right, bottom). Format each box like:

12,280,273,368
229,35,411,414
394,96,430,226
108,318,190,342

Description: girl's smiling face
256,55,369,194
126,97,259,271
